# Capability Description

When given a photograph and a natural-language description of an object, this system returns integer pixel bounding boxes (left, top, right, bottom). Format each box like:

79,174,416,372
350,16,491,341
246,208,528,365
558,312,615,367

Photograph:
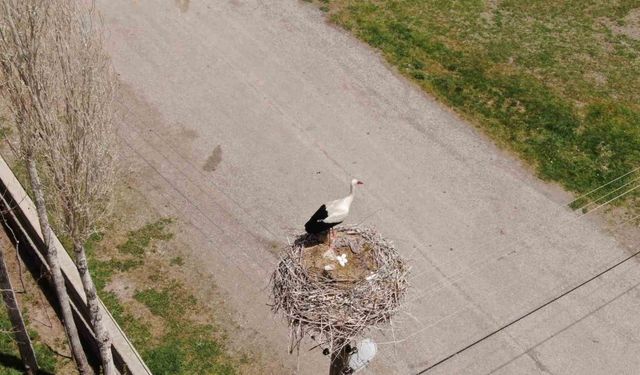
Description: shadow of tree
0,352,55,375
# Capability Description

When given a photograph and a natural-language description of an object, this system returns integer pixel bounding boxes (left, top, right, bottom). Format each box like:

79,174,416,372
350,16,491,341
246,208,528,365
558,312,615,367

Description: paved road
98,1,640,374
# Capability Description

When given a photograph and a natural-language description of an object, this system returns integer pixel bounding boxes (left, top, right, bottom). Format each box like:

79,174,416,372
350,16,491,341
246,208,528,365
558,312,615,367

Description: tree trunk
0,243,38,374
74,241,114,375
26,158,93,375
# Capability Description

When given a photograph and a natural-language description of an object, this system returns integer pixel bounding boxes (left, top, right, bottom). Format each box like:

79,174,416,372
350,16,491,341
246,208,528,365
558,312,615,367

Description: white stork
305,179,363,246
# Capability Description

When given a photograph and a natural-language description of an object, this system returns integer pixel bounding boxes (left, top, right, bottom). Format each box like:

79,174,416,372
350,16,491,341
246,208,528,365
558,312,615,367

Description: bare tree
0,241,38,374
0,1,94,374
38,2,118,374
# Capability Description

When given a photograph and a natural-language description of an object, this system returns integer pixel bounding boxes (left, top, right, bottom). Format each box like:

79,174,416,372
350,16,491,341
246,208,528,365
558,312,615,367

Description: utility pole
0,244,38,374
329,341,352,375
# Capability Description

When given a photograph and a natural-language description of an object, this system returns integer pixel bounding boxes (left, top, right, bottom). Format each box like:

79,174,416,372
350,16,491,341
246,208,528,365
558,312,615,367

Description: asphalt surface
98,1,640,374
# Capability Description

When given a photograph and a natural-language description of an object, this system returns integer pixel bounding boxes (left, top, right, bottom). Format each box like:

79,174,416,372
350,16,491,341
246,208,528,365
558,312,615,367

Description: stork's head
351,178,364,186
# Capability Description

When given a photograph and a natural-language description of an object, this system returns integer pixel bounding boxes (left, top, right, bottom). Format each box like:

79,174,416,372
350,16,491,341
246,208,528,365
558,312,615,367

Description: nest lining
270,226,409,354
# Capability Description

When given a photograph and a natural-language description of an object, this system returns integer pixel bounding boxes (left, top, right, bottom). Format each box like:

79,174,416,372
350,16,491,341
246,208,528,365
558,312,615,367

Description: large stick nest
270,226,409,354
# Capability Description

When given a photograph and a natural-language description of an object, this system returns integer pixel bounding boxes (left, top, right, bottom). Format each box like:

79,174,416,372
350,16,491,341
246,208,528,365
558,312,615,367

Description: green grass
117,218,174,256
0,304,59,374
134,283,235,375
320,1,640,208
88,219,237,375
170,256,184,266
0,115,12,141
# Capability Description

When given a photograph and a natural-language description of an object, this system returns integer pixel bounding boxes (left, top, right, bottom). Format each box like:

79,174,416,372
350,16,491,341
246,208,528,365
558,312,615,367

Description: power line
409,168,640,286
576,183,640,219
416,246,640,374
578,175,640,211
570,166,640,204
407,209,640,306
407,181,640,304
373,212,640,349
486,275,640,375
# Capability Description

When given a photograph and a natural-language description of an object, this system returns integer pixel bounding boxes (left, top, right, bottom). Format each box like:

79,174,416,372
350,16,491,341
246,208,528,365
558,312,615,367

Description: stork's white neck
339,193,354,213
344,182,358,206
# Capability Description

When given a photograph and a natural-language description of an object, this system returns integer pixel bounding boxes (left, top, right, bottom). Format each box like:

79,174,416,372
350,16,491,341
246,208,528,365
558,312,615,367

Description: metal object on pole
348,339,377,373
329,338,377,375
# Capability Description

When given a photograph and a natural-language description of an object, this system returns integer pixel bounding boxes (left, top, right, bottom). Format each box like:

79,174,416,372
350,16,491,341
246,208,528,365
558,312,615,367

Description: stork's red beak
357,181,364,185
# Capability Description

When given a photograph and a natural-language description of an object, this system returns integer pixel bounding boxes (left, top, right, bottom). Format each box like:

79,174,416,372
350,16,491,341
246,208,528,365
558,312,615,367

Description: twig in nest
270,226,409,355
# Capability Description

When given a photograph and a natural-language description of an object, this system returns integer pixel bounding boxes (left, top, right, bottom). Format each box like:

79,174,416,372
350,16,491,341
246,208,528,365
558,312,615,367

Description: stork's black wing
305,204,338,234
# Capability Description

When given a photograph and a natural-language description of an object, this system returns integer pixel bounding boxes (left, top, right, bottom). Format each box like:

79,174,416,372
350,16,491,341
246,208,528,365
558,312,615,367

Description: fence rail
0,155,151,375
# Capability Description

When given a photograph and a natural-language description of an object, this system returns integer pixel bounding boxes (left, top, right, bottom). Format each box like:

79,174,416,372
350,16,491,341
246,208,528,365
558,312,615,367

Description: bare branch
270,226,409,355
31,2,118,374
38,0,117,243
0,1,95,373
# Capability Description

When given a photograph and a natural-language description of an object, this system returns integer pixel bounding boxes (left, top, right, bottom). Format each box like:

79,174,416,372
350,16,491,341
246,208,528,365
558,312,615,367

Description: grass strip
319,1,640,207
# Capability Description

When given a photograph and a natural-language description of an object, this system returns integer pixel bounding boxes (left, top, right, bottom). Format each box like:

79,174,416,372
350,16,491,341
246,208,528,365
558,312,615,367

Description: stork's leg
328,228,337,252
322,229,331,245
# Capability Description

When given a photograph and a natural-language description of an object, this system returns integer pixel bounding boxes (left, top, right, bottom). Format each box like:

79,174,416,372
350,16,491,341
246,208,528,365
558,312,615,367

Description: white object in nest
324,264,336,271
337,254,348,267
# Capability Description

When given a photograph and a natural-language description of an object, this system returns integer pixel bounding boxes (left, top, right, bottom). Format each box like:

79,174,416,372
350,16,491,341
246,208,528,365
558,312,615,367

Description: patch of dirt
594,203,640,259
587,70,608,86
104,174,290,374
302,232,378,284
610,8,640,40
480,0,502,24
174,0,190,13
175,122,199,140
257,235,283,257
0,230,75,374
104,274,136,301
158,232,290,375
126,297,167,340
117,83,200,161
